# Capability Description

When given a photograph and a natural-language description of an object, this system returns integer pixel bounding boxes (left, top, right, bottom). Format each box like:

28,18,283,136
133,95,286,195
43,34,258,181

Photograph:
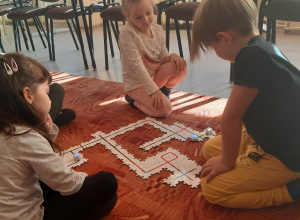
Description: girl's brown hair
0,53,60,152
190,0,257,62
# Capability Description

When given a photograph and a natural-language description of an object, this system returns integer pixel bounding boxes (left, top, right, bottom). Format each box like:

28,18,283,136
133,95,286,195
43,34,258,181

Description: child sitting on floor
119,0,187,117
0,53,118,219
190,0,300,209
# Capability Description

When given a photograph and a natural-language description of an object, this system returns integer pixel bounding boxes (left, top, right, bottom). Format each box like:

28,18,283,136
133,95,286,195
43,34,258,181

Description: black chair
0,23,5,52
0,4,16,52
165,1,200,58
259,0,300,44
0,0,34,51
45,0,89,61
45,0,108,63
100,4,125,70
7,0,53,52
86,1,106,54
155,0,176,25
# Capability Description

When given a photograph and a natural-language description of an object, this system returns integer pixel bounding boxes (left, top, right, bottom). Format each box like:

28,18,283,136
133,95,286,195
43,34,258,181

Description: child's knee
155,104,173,117
202,138,216,159
202,141,212,160
202,135,222,159
201,177,224,205
50,83,65,97
179,66,187,78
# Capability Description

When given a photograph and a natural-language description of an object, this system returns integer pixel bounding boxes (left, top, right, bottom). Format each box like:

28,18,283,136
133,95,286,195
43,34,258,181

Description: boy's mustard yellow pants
201,128,300,209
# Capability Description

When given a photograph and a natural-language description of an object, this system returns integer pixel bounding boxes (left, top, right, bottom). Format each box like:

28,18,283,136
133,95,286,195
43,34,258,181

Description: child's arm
162,53,187,72
43,114,53,134
19,132,87,195
201,85,258,183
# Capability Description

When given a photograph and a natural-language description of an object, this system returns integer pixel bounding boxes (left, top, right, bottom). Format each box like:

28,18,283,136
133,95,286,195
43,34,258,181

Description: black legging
42,171,118,220
48,83,65,122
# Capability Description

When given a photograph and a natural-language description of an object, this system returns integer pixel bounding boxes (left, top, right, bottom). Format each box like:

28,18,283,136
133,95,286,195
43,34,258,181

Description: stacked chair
45,0,109,66
7,0,62,52
259,0,300,44
0,0,34,52
100,3,124,70
165,0,200,57
44,0,83,61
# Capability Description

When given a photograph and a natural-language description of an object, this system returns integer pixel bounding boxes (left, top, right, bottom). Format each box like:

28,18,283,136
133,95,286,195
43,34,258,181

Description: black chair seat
157,1,170,12
100,5,124,21
165,2,199,20
7,7,44,20
87,3,105,13
0,5,14,16
165,1,200,57
262,0,300,21
45,6,84,20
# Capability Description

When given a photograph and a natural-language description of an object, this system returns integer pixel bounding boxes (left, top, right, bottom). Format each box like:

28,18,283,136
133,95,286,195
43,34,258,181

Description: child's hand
214,125,221,135
170,53,186,72
151,90,166,110
43,114,53,134
201,156,233,183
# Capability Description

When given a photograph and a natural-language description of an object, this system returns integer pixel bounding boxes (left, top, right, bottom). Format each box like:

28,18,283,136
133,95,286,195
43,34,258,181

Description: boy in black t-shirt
190,0,300,209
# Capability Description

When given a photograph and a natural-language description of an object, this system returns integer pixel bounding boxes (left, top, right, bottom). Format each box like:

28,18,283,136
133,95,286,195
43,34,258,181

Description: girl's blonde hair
190,0,257,62
122,0,155,15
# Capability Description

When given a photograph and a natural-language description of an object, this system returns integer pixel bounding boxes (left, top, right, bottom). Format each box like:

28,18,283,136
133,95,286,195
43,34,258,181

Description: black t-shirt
234,35,300,172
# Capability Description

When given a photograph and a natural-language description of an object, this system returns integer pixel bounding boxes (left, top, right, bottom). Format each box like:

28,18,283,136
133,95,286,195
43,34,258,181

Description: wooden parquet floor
52,72,300,220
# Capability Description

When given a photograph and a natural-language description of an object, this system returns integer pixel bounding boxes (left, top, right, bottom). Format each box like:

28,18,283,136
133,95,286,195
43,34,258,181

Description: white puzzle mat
60,117,216,188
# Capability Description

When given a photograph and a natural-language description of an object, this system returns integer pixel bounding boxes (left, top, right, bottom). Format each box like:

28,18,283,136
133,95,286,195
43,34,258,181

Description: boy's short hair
190,0,257,61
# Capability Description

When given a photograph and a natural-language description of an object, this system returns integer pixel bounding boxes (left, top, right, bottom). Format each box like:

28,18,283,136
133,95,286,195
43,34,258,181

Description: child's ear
123,12,129,20
23,87,33,104
216,32,233,44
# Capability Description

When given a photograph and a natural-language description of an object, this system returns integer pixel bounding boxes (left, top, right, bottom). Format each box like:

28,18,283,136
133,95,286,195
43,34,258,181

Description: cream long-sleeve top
0,124,87,220
119,22,169,95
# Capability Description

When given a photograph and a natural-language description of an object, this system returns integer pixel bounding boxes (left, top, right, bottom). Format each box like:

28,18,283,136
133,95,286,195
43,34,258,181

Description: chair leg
157,11,162,25
0,29,5,53
12,21,18,52
115,21,120,43
103,19,108,70
45,17,52,61
88,12,94,52
24,20,35,51
36,16,47,38
113,21,121,49
110,21,119,48
18,20,29,51
174,19,183,58
258,0,268,35
266,18,271,42
70,0,89,69
115,21,120,34
271,19,276,44
186,20,191,52
166,16,170,51
50,19,55,61
67,19,79,50
107,21,114,58
33,17,47,48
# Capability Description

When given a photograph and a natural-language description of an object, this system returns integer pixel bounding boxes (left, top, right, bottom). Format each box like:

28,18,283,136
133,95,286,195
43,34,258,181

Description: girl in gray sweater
0,53,118,220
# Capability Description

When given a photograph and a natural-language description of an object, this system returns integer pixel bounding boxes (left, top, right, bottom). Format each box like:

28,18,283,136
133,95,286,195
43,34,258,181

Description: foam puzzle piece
60,117,216,188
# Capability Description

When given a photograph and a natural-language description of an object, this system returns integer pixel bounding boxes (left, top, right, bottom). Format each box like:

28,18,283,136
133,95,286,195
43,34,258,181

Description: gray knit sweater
0,124,87,220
